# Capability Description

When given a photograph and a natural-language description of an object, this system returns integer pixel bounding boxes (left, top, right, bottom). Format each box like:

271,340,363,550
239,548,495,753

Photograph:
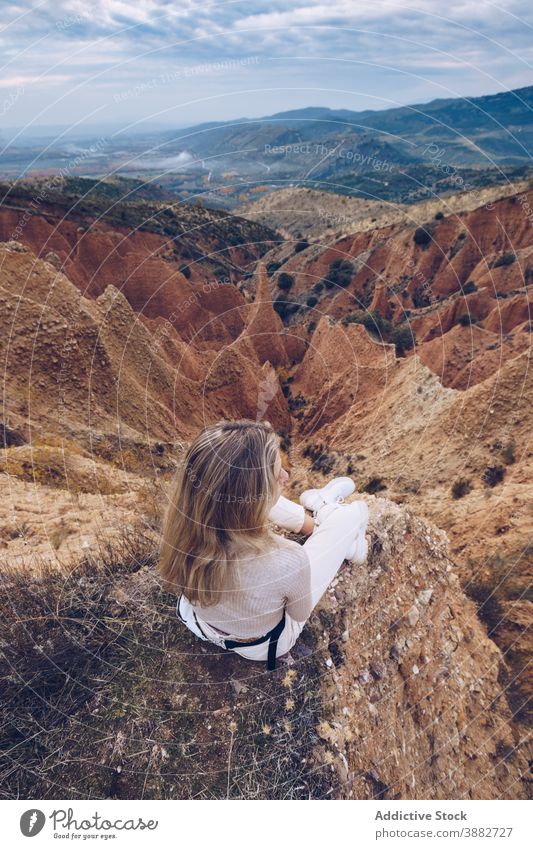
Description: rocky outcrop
237,263,288,366
2,493,529,799
311,496,530,799
369,280,393,319
0,241,291,565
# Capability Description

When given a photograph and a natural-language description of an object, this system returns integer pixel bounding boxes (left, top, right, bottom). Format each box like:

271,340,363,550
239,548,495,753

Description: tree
391,323,416,356
277,272,294,290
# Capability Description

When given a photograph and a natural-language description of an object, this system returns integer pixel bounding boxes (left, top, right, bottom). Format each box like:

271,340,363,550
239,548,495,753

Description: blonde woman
159,419,369,670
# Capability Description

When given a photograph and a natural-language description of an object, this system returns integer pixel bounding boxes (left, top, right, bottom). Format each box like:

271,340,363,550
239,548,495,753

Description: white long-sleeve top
190,534,312,639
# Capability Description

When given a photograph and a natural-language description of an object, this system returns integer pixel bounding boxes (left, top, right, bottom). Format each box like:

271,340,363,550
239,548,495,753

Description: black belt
177,594,286,671
223,611,286,671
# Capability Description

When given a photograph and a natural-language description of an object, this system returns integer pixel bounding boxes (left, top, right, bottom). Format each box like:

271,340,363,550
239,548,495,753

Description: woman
159,419,369,669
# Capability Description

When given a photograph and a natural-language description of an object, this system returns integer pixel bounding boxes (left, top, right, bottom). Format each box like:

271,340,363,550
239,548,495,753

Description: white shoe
345,533,369,564
344,501,369,564
299,476,356,512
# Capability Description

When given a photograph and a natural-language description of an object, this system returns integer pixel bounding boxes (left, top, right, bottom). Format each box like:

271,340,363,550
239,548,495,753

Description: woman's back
191,534,311,639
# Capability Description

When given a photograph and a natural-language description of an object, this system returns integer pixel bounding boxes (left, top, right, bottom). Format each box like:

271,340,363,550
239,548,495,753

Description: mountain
176,85,533,165
236,178,531,239
2,86,532,213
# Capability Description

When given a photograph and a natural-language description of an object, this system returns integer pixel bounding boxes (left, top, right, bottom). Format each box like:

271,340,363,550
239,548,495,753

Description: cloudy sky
1,0,533,131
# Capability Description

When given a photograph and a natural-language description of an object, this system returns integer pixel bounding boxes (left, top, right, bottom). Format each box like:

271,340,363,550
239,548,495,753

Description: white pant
178,494,368,662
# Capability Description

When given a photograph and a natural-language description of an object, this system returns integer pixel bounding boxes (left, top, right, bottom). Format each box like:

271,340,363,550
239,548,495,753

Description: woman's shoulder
230,534,309,575
271,534,310,570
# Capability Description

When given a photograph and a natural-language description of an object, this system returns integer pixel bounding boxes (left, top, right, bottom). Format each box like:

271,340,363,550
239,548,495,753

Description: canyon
0,177,531,798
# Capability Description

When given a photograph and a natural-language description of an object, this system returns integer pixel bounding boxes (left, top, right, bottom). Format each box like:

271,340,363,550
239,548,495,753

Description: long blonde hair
159,419,280,606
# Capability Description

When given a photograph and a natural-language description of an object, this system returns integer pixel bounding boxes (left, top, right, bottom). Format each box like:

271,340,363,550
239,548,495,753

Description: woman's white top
191,535,312,639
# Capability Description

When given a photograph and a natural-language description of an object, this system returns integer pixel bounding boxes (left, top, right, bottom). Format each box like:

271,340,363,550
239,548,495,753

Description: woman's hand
300,513,315,536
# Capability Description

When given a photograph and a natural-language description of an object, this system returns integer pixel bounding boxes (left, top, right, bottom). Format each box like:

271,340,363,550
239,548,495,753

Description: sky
1,0,533,133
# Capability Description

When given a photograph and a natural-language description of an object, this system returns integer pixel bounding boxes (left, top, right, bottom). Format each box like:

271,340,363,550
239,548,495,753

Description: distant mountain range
1,85,532,207
177,84,533,167
161,85,533,206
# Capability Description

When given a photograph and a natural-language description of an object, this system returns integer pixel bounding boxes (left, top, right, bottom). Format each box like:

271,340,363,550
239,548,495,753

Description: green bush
492,252,516,268
303,443,336,475
277,272,295,290
273,299,299,320
313,281,324,293
391,323,416,356
456,313,478,326
362,476,386,494
294,240,309,253
463,281,477,294
412,286,431,308
327,258,354,288
306,295,318,307
342,312,363,325
413,226,433,247
451,478,471,499
482,465,505,487
434,211,444,220
342,310,392,338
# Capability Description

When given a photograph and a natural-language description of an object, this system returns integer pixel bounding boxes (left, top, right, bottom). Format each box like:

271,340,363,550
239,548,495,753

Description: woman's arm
284,547,313,622
268,494,313,535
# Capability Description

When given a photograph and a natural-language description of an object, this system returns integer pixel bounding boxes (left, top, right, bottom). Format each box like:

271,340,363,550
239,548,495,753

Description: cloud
0,1,531,126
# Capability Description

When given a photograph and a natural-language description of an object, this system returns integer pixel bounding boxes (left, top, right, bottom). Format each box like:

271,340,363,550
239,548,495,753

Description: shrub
342,311,363,326
342,310,391,337
303,444,336,475
306,295,318,307
267,261,281,274
273,299,299,320
451,478,471,499
456,313,478,326
391,324,416,356
362,476,386,494
492,252,516,268
362,311,391,336
279,431,292,452
313,281,324,293
463,281,477,294
413,226,433,247
288,393,307,413
482,465,505,487
277,272,294,290
327,258,354,288
434,211,444,220
294,240,309,253
179,265,191,278
412,286,431,309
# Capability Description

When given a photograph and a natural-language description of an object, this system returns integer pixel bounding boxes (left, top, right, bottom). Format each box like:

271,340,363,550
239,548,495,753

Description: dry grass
0,525,329,799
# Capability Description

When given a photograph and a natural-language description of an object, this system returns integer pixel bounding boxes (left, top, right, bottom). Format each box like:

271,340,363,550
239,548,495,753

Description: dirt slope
237,179,532,240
